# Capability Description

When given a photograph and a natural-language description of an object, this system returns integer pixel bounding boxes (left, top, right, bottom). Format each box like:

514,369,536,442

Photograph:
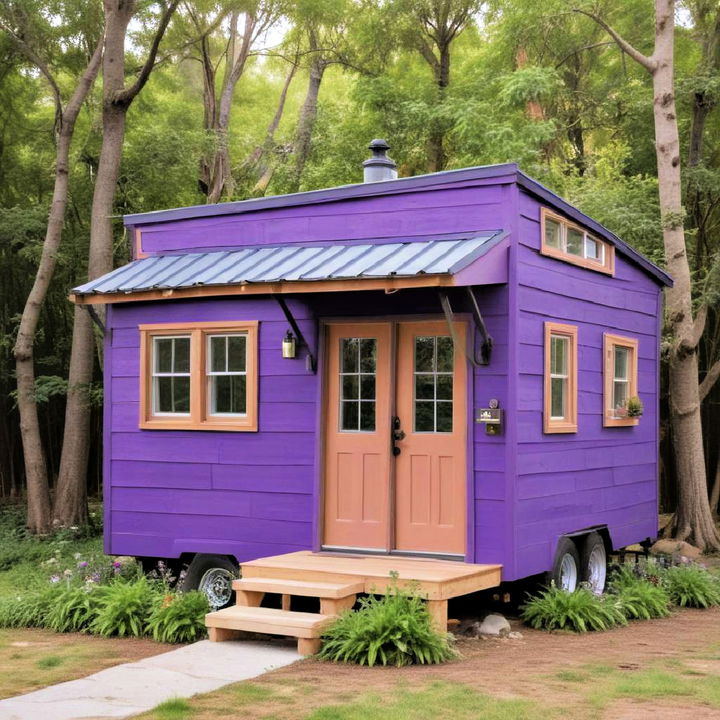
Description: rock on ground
650,539,702,560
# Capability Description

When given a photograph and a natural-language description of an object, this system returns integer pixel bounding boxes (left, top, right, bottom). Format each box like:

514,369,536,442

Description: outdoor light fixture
282,330,297,359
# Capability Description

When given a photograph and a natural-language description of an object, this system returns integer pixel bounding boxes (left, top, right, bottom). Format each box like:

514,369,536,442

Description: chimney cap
362,138,398,182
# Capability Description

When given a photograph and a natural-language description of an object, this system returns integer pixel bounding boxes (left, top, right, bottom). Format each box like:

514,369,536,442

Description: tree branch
700,357,720,402
691,304,708,349
117,0,180,104
572,8,656,73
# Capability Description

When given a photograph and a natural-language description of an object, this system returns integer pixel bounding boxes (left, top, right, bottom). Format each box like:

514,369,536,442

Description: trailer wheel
550,537,580,592
182,554,238,610
581,532,607,595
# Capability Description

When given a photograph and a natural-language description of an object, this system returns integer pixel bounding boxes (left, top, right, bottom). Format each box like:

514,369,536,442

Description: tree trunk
428,45,450,173
651,0,719,549
12,40,103,534
291,55,325,192
54,0,177,527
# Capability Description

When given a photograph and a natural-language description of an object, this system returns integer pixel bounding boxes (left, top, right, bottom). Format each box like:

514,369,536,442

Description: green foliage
319,576,456,667
0,588,55,629
609,565,671,620
89,577,159,637
626,396,644,418
146,591,209,644
662,565,720,608
520,585,627,632
45,585,103,633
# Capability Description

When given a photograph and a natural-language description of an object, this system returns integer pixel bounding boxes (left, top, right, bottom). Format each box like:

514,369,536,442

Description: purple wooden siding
505,189,661,581
132,177,515,257
107,297,318,562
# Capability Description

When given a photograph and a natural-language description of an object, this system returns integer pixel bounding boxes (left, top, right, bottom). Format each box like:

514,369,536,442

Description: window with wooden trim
544,322,578,434
541,209,614,275
139,321,258,431
603,333,639,427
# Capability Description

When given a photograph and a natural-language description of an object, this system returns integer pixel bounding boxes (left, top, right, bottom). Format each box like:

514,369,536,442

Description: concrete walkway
0,640,299,720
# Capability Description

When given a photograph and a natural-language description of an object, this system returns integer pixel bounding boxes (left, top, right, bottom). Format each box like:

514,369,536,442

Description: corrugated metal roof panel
72,232,504,298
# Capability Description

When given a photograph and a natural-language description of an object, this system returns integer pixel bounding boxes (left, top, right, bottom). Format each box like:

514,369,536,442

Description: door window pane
207,333,248,416
413,336,454,433
339,338,376,432
152,336,191,415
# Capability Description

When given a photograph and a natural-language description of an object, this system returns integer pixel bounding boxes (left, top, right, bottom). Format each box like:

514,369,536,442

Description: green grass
305,682,549,720
36,655,63,669
151,698,192,720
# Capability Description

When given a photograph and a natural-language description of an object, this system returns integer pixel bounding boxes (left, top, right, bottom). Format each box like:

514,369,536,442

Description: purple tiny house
72,146,671,625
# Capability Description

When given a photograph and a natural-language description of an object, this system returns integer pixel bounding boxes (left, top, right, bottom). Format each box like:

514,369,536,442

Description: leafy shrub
147,591,209,643
520,585,627,632
662,564,720,608
90,577,159,637
46,585,104,633
609,565,671,620
319,577,456,667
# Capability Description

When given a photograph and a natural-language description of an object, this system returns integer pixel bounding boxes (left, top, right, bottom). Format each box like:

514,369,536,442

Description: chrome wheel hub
559,553,578,592
586,545,607,595
198,568,234,610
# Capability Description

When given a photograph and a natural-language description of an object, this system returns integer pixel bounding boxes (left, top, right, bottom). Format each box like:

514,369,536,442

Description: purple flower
113,560,122,569
78,561,88,568
50,575,60,583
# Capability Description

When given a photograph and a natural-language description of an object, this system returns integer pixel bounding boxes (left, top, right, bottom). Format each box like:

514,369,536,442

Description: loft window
139,321,258,431
544,322,578,434
603,334,639,427
541,209,613,275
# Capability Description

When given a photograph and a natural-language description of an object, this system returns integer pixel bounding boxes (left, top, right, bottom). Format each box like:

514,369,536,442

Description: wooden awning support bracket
438,289,493,367
83,304,107,336
275,296,317,373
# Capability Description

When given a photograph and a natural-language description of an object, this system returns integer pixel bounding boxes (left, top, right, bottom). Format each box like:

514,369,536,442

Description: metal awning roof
70,232,507,304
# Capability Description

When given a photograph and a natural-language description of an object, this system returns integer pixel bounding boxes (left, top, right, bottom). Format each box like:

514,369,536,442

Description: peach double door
322,320,467,557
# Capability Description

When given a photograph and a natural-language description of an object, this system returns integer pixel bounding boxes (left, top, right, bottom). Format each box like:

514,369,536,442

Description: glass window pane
614,346,629,380
341,339,359,373
415,374,435,400
545,218,562,249
415,337,434,372
342,375,359,400
415,401,434,432
551,336,567,375
551,377,566,418
436,336,453,372
210,336,226,373
567,227,584,256
614,380,628,411
155,338,173,373
359,339,376,373
341,401,359,431
585,236,600,260
213,375,231,413
437,402,453,432
173,376,190,413
437,375,453,400
360,401,375,431
174,338,191,373
227,335,246,372
230,375,247,414
360,375,375,400
156,376,173,412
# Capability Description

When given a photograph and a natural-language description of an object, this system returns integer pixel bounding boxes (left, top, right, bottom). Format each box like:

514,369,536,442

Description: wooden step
233,577,364,598
206,605,335,639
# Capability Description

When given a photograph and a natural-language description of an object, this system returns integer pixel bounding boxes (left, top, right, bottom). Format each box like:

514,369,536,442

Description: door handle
391,416,405,456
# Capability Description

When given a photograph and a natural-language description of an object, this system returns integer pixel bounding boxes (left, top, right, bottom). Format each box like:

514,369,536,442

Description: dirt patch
0,628,174,699
236,607,720,719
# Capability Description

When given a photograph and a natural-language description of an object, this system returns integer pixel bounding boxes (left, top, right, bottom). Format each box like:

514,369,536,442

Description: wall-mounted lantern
282,330,297,359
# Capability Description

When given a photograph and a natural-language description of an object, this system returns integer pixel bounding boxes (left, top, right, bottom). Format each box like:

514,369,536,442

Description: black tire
580,532,608,595
549,537,580,592
181,554,239,610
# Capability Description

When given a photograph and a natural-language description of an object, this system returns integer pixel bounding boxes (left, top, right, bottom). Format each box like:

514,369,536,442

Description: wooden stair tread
205,605,335,639
233,577,363,598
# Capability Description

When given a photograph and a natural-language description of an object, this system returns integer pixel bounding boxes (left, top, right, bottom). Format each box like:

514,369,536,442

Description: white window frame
151,335,191,417
206,333,249,418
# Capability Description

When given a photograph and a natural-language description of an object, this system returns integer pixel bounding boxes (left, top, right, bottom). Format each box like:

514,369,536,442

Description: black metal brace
83,304,107,336
438,288,493,367
275,296,317,373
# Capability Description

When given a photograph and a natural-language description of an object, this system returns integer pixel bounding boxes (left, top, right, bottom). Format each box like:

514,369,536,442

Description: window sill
544,421,578,434
140,418,258,432
604,416,640,428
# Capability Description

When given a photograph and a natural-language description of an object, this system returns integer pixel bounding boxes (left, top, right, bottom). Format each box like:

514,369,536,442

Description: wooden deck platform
206,551,503,655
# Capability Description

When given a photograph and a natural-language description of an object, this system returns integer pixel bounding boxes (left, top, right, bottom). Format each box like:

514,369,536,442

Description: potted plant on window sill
611,397,643,423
